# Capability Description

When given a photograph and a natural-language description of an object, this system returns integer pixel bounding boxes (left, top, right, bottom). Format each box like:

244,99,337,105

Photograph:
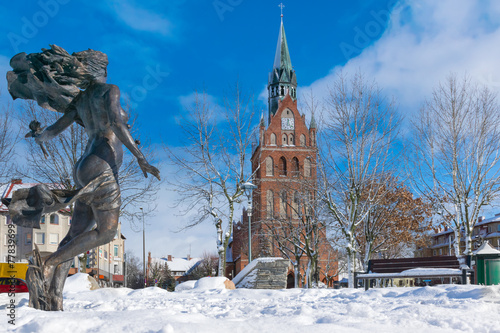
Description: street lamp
241,181,257,263
140,207,146,288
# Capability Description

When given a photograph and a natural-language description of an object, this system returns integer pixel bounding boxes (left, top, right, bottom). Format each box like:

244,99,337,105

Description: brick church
230,15,338,287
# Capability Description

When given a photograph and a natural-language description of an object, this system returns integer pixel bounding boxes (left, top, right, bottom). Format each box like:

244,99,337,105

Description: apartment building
420,214,500,257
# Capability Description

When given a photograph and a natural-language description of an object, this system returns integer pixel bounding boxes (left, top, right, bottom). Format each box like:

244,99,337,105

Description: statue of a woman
6,45,160,310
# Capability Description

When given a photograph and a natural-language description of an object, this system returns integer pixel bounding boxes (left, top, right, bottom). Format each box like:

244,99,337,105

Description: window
265,156,274,176
49,233,59,245
99,249,102,258
270,133,276,145
282,134,287,145
497,224,500,232
114,245,119,257
40,215,45,224
304,158,311,177
104,250,108,260
279,157,287,176
292,192,299,219
289,134,294,146
6,216,12,225
35,233,45,245
291,157,299,177
266,190,274,218
300,134,306,146
50,214,59,225
25,234,32,245
280,191,287,219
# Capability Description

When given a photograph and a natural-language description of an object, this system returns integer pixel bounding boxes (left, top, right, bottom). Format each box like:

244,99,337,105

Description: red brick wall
231,94,337,286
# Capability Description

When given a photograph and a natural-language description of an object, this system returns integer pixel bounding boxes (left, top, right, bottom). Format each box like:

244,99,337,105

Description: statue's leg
47,201,98,310
44,205,119,273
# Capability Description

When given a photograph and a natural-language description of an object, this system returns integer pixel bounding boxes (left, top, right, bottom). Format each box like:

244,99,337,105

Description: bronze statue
5,45,160,310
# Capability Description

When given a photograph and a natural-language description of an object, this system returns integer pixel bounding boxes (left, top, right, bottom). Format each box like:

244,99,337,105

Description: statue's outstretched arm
106,85,161,180
34,108,77,144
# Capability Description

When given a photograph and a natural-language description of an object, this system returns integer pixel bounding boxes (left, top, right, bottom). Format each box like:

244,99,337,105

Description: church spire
273,16,292,73
267,8,297,123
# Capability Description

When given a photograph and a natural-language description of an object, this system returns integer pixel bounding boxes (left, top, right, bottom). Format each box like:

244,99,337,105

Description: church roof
273,19,292,73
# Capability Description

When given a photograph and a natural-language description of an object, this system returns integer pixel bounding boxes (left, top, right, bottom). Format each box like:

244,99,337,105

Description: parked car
0,277,29,293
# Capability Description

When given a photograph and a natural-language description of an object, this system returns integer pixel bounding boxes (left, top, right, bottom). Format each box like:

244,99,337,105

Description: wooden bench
355,256,474,290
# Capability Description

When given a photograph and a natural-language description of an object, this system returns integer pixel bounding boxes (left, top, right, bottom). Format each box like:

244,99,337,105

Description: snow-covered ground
2,274,500,333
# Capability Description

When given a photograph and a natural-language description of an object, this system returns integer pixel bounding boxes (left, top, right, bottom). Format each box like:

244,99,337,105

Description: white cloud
301,0,500,119
110,1,172,36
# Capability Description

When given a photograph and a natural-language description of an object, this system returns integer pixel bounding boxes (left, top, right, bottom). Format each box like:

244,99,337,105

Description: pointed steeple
310,113,317,129
267,13,297,122
273,19,292,73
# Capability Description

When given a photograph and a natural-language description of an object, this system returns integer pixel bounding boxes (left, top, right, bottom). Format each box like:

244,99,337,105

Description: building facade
418,214,500,257
231,17,337,287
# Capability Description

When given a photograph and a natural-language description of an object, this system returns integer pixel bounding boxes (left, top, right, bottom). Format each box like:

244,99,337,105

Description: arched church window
291,157,299,177
292,191,300,219
267,190,274,218
279,156,287,176
270,133,276,145
280,191,287,219
289,134,294,146
304,158,311,178
300,134,306,146
265,156,274,176
282,134,287,145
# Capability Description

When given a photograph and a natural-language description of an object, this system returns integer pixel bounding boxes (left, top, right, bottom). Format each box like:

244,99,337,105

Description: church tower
249,13,318,257
229,9,338,286
267,17,298,123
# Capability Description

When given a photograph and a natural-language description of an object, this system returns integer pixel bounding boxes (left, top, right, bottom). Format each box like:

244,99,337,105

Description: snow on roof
476,214,500,227
473,242,500,255
159,257,201,272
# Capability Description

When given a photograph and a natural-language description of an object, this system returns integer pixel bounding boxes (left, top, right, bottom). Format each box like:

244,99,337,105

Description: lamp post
241,182,257,263
140,207,146,288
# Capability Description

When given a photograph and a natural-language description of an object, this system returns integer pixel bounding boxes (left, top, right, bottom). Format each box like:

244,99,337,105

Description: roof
273,19,292,72
159,257,202,273
476,215,500,227
473,241,500,255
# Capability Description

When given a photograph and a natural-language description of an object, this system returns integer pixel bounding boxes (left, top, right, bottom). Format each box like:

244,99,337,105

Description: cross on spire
279,3,285,18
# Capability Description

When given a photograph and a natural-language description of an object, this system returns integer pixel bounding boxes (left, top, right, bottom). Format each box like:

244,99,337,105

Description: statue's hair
7,45,108,113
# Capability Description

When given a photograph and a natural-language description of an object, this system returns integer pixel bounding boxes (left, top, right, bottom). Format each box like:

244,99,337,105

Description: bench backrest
368,256,460,274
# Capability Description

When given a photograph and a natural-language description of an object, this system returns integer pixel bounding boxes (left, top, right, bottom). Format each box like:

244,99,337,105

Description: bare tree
355,177,432,270
411,74,500,259
125,252,144,289
264,176,327,288
319,72,401,288
266,214,305,288
190,251,218,279
0,94,19,182
166,86,257,276
16,101,160,219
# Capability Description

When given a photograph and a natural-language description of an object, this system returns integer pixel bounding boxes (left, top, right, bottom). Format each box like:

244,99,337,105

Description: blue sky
2,0,500,259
